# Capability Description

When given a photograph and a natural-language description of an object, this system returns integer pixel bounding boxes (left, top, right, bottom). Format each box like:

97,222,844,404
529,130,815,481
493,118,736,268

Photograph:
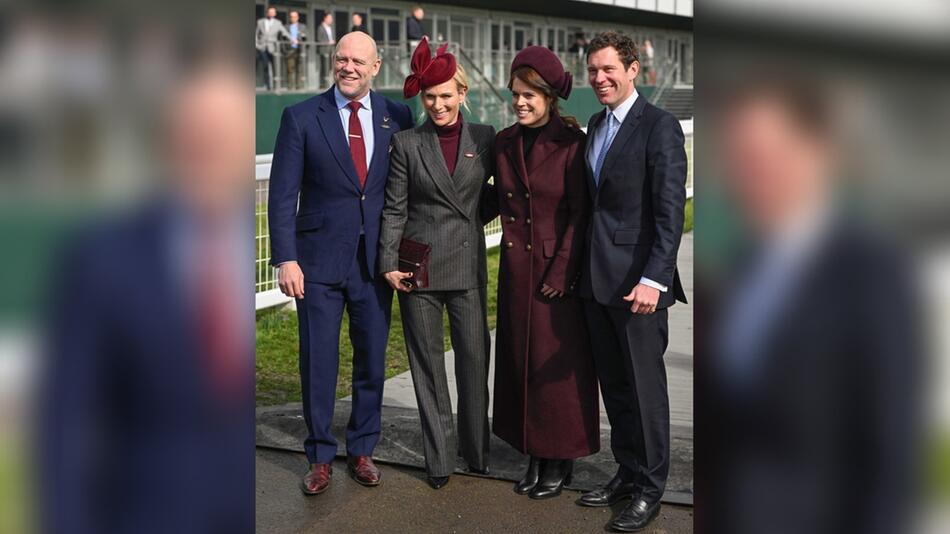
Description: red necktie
347,101,368,189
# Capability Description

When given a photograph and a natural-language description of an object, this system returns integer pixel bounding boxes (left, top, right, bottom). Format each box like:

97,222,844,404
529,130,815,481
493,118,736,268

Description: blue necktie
594,113,620,185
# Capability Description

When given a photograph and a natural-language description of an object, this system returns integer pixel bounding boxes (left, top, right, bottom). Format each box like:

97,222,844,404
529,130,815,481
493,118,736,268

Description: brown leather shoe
347,455,381,486
301,463,332,495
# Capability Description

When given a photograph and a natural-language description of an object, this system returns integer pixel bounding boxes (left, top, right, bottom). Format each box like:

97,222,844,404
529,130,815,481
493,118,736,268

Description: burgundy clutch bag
398,238,431,289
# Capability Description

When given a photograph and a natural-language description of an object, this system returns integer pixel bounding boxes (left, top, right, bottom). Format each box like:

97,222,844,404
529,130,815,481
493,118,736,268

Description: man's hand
278,261,305,299
623,283,659,314
383,271,414,292
540,283,564,299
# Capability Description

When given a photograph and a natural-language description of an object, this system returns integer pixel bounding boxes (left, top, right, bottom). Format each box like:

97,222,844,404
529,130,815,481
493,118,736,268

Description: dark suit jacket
42,200,254,534
268,88,413,284
699,220,920,534
577,95,688,309
378,118,496,291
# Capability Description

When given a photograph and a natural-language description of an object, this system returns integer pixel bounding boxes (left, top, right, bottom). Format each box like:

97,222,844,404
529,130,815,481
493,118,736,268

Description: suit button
524,192,530,199
463,241,470,247
526,218,532,224
508,216,516,223
361,195,366,201
506,242,513,248
506,192,513,199
525,244,532,251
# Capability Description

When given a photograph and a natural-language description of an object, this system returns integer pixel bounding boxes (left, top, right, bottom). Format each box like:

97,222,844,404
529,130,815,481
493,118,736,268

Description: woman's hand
384,271,415,292
540,283,564,299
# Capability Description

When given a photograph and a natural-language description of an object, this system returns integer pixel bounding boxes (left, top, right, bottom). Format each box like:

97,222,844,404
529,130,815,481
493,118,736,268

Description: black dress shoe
467,465,489,476
609,498,660,532
576,475,639,507
528,459,573,500
426,475,450,489
513,456,542,495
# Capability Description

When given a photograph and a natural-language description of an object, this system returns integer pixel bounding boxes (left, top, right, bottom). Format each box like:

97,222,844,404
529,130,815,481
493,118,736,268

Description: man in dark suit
268,31,413,495
41,61,254,534
575,31,687,532
406,6,426,49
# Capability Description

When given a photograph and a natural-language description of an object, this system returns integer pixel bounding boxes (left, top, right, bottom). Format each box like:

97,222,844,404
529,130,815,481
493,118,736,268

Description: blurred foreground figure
698,79,922,534
38,56,254,534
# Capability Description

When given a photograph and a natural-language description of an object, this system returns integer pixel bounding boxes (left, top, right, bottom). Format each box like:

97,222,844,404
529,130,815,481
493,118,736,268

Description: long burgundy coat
489,114,600,459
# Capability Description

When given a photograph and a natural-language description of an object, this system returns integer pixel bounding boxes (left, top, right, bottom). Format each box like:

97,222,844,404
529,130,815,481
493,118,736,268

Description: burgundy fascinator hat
510,45,573,99
403,37,458,99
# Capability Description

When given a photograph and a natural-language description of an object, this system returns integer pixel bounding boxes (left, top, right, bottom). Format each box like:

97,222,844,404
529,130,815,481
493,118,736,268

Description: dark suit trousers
398,288,491,476
297,237,393,464
584,300,670,502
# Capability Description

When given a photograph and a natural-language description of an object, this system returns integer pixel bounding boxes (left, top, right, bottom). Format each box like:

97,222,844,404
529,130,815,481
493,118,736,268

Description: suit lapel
417,120,469,219
367,91,393,188
585,110,606,200
314,89,362,193
451,119,478,182
601,95,647,181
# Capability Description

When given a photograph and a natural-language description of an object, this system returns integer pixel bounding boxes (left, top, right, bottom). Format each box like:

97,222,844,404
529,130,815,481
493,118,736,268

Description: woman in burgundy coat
487,46,599,499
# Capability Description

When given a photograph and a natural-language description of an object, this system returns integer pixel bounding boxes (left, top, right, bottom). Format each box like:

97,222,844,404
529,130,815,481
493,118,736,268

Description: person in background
379,38,496,491
575,31,688,532
268,31,414,497
640,39,655,85
256,7,291,90
350,13,368,35
315,12,336,88
284,11,306,91
406,6,426,51
486,46,598,501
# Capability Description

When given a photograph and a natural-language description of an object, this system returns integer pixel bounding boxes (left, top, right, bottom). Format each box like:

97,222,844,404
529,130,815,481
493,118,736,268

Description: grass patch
256,246,501,405
684,197,694,233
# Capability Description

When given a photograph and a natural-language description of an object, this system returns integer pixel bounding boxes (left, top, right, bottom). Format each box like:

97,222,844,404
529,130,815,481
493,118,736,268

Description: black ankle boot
513,456,542,495
529,459,573,499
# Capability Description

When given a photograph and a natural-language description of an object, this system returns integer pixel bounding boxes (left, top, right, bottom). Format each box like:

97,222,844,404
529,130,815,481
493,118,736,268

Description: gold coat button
508,216,516,223
506,192,513,199
526,218,532,224
524,192,531,199
506,242,513,248
526,244,532,251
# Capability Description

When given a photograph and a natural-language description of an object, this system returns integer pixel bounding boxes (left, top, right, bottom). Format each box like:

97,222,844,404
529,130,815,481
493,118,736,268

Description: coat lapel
503,126,530,190
417,120,470,219
314,88,362,193
525,114,570,176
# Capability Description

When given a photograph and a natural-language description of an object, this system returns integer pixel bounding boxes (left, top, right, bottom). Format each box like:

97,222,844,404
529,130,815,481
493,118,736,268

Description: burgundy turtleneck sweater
435,113,463,176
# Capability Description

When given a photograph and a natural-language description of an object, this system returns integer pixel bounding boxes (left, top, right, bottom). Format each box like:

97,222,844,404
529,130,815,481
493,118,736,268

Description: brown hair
508,66,580,129
587,31,639,69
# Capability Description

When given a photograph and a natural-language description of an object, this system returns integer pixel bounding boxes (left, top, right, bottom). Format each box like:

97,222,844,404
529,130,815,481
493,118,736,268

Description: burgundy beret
510,45,573,99
403,37,458,99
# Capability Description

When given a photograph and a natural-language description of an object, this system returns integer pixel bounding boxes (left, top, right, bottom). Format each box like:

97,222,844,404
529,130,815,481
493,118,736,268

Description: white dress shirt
333,85,374,171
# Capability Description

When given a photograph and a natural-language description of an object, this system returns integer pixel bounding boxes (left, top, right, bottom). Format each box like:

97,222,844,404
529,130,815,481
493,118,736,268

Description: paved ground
257,449,693,534
256,234,694,533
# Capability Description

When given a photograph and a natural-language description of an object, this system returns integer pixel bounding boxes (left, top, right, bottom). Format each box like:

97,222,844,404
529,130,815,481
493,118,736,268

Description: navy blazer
578,96,688,309
268,88,414,283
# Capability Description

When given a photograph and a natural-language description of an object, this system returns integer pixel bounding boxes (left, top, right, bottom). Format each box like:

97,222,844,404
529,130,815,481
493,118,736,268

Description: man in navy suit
268,31,413,495
574,32,687,532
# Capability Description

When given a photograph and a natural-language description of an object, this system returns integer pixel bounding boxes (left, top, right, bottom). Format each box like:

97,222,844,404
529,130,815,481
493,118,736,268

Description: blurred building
255,0,693,153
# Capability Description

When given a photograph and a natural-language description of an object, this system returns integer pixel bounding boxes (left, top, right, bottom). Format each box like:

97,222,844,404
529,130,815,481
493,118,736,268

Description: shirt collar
334,85,373,112
606,88,639,125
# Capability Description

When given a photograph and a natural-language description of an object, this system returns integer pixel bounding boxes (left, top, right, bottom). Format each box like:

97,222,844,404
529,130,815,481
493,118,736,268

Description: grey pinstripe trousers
398,287,491,477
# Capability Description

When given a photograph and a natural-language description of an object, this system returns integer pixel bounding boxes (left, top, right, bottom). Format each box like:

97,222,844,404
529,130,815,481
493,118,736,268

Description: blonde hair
418,64,471,122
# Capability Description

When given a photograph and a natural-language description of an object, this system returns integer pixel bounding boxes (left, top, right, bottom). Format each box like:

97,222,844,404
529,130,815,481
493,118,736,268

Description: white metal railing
255,119,692,309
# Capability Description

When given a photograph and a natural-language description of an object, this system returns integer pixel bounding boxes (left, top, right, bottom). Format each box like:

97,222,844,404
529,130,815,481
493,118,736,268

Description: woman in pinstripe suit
378,39,496,490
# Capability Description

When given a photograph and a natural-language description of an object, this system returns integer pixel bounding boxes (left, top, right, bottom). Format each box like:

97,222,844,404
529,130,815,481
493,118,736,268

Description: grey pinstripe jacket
379,118,496,291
